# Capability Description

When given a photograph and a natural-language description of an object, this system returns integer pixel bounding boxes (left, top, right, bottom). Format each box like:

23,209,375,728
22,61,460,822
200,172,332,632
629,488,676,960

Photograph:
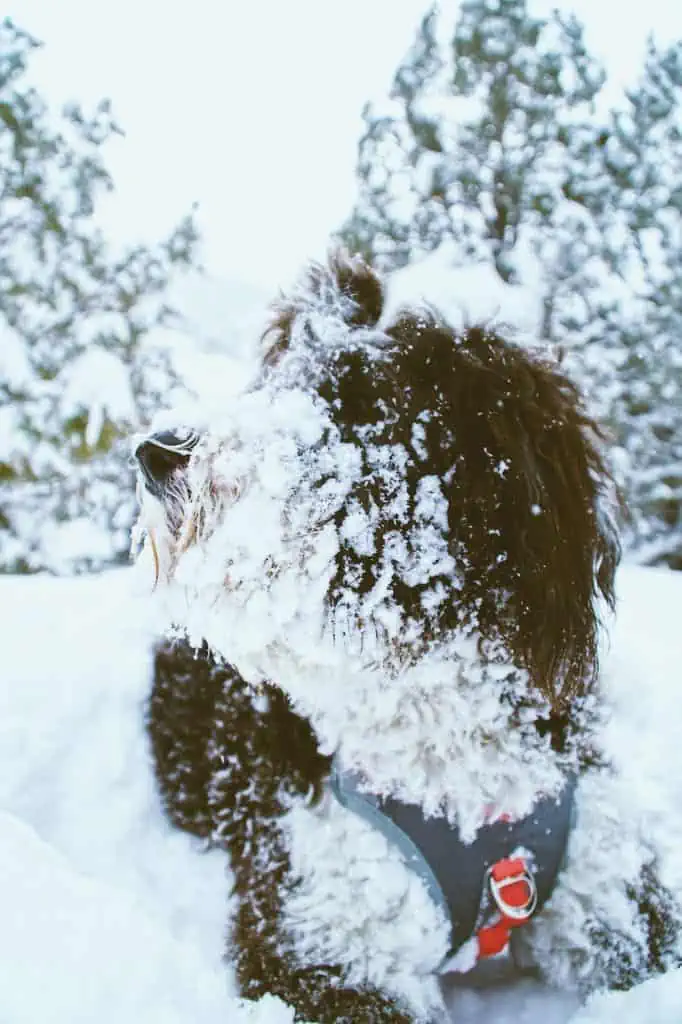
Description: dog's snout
135,429,199,496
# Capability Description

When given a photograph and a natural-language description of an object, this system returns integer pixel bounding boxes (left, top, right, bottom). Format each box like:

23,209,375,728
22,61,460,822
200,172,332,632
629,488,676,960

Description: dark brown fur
263,252,620,714
263,250,385,368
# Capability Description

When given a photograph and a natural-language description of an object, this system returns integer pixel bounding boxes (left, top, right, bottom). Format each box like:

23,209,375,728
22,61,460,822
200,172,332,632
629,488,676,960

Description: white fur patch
281,793,449,1020
522,768,678,991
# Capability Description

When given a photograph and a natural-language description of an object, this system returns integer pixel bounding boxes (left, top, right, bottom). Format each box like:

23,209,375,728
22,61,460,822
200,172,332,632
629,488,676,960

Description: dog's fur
138,252,681,1022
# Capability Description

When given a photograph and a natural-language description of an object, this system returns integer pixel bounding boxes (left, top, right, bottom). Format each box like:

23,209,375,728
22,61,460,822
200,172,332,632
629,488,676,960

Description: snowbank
0,570,292,1024
0,565,681,1022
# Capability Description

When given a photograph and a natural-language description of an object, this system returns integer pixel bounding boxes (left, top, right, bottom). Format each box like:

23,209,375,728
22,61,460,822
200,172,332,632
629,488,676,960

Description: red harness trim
475,856,537,960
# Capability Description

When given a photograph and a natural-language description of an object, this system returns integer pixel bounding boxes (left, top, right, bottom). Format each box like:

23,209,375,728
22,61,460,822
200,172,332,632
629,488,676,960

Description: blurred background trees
340,0,682,568
2,2,680,574
0,18,198,573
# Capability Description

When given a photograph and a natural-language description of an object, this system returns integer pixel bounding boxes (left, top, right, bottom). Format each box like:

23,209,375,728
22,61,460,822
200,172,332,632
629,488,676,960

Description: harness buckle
487,856,537,921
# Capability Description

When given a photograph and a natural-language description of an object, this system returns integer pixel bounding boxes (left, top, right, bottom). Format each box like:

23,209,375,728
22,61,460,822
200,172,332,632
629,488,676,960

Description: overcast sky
11,0,682,291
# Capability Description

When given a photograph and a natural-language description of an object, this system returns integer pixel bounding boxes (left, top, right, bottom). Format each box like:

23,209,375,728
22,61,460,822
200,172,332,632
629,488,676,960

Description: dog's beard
132,455,240,588
132,474,189,587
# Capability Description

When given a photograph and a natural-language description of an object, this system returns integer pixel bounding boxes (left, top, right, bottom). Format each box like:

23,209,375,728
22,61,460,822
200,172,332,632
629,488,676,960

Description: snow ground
0,565,681,1023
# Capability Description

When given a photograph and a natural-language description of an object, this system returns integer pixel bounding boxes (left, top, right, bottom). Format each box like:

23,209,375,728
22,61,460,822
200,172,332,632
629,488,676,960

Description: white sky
10,0,682,291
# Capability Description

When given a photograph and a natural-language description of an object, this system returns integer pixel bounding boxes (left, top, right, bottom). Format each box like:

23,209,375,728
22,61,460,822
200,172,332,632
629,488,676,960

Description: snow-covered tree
594,40,682,567
338,6,444,269
339,0,606,284
0,19,199,573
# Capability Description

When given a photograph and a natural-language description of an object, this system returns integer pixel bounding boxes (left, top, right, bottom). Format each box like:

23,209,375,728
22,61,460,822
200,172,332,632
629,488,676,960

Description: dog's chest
265,644,566,842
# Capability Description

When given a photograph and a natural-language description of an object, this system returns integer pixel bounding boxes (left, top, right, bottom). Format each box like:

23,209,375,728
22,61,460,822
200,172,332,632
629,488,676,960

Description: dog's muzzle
134,428,200,499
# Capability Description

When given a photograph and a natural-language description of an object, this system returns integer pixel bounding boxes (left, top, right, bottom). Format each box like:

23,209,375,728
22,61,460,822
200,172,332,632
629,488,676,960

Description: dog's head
134,250,620,715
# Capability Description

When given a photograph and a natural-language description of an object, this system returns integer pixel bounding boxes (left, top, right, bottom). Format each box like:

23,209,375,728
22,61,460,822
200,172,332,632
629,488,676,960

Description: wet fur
142,251,681,1021
262,253,619,712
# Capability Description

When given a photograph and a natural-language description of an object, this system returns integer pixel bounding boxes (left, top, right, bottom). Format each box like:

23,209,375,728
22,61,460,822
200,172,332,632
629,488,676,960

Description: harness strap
331,759,576,972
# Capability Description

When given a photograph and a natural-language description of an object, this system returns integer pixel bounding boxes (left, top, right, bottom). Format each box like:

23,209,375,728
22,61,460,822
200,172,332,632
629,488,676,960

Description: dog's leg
201,689,443,1022
147,640,326,843
203,676,332,850
147,646,445,1020
230,822,425,1024
146,639,227,839
637,861,682,978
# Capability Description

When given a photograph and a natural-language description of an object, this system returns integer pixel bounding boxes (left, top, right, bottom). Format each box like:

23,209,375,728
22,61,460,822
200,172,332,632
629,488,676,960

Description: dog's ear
444,328,622,710
261,249,384,367
376,317,622,711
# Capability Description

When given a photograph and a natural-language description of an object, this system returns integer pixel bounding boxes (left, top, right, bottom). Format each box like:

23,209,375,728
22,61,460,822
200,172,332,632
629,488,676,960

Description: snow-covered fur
138,251,681,1022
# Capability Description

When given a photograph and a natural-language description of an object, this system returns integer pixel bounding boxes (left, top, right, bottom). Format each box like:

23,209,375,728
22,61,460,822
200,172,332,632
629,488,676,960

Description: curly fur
148,638,414,1022
263,257,619,711
138,250,681,1022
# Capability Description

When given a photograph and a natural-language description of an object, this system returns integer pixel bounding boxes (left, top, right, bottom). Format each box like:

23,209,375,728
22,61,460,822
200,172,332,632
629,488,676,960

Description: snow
0,321,32,390
386,239,543,339
59,348,136,447
0,564,681,1022
146,271,269,427
0,570,292,1024
0,812,228,1024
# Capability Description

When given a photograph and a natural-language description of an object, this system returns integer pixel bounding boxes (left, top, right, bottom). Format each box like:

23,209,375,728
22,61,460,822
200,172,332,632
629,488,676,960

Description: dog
135,251,681,1022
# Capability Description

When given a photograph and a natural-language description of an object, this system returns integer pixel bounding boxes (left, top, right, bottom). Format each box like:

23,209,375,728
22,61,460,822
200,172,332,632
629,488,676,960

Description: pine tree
0,19,199,573
594,39,682,567
339,0,606,287
339,6,444,270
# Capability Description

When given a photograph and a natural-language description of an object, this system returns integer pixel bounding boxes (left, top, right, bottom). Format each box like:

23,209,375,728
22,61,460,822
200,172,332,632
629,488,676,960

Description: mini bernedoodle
134,251,681,1022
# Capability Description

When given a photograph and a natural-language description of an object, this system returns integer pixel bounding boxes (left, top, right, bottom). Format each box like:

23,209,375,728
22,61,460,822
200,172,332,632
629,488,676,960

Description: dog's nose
135,429,199,496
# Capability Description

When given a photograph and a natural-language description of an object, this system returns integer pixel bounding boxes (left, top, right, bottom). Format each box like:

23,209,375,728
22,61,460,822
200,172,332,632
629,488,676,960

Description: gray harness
331,762,576,961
